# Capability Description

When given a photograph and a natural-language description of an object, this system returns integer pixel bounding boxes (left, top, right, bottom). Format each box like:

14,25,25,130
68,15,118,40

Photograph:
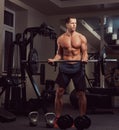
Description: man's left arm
81,37,88,63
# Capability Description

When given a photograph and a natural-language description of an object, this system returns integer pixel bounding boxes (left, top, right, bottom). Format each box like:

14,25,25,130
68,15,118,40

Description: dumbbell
57,114,74,129
74,115,91,130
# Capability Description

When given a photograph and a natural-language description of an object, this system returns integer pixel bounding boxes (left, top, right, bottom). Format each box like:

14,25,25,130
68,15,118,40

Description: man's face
66,18,77,32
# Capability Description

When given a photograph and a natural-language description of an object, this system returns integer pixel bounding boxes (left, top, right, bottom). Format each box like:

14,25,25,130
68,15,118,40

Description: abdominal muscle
62,49,81,64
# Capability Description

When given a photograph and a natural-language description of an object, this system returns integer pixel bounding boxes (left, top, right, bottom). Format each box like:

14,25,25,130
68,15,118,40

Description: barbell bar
22,58,118,77
22,47,119,79
28,47,119,74
22,58,118,64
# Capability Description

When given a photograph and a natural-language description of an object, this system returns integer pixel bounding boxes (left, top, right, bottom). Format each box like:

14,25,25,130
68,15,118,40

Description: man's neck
66,30,75,36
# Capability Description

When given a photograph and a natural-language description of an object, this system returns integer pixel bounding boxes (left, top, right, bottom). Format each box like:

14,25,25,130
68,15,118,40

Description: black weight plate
28,48,39,74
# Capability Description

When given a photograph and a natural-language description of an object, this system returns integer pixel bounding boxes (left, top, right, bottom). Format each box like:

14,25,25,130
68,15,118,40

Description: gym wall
2,0,119,105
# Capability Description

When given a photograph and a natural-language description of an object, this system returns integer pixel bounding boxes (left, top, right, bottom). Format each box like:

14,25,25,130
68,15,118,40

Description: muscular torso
58,32,85,62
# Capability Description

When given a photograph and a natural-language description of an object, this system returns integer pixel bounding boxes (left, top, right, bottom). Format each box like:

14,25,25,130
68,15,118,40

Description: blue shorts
55,62,86,91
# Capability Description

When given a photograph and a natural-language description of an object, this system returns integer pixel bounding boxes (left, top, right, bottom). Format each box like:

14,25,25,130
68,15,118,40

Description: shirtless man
48,16,88,123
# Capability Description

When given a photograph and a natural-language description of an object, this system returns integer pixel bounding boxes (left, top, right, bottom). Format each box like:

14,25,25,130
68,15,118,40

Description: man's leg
55,86,65,118
77,91,87,116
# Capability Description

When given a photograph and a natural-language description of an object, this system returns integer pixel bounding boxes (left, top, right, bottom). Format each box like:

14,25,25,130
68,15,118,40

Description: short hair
65,16,76,24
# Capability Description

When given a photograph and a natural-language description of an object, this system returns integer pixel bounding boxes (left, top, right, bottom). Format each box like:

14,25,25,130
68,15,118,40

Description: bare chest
60,36,81,49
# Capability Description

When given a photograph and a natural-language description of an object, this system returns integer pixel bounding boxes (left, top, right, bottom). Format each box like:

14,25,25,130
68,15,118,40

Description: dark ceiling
19,0,119,15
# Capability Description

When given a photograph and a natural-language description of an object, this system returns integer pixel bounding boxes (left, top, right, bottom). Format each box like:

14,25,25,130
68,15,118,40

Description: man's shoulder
58,33,65,40
57,34,64,44
77,32,87,43
77,32,86,39
77,32,84,36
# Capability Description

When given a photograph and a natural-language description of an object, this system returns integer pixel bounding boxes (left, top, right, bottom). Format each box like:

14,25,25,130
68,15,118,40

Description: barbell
22,58,118,75
22,58,118,64
22,48,119,78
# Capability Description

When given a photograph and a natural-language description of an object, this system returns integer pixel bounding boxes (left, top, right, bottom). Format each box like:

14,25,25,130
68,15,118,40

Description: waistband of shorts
60,61,81,65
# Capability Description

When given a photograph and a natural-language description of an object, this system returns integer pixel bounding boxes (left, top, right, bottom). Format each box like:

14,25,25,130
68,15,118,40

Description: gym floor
1,103,119,130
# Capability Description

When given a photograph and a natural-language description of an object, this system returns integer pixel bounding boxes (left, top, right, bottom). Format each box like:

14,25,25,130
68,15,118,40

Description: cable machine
3,23,57,114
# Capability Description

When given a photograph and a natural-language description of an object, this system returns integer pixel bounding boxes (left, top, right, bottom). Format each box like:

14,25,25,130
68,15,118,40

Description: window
3,8,15,72
4,10,14,27
4,31,13,71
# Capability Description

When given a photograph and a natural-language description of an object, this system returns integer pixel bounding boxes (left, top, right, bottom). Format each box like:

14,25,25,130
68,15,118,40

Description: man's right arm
48,37,63,63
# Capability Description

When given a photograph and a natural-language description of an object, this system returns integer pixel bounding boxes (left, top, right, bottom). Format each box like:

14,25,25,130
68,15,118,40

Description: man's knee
76,91,86,99
56,87,65,98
